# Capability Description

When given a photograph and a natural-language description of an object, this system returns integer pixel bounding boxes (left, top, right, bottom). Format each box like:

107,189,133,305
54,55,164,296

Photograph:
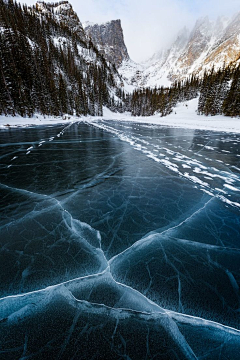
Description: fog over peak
19,0,240,62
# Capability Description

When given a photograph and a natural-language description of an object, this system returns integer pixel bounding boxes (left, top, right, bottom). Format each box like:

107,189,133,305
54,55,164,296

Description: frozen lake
1,121,240,359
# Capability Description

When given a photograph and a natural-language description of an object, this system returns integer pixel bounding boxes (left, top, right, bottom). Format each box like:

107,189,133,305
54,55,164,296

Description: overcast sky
19,0,240,62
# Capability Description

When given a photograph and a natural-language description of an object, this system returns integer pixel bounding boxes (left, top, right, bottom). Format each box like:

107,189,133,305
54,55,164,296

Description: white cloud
119,0,194,62
18,0,240,62
68,0,195,61
190,0,240,17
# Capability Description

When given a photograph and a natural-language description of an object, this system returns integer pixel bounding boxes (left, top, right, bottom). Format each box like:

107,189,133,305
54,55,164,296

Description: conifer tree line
130,76,200,117
198,65,240,117
128,65,240,118
0,0,239,119
0,0,120,117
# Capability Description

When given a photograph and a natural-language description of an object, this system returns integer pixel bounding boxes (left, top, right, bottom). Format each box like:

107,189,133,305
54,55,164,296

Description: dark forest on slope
0,0,122,117
198,65,240,117
0,0,239,118
130,65,240,118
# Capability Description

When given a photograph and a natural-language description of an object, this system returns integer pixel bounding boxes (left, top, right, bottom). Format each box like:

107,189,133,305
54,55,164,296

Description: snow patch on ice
101,99,240,134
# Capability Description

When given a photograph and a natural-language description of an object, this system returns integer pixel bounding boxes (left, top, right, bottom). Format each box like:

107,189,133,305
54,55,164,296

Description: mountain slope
119,14,240,88
0,0,123,117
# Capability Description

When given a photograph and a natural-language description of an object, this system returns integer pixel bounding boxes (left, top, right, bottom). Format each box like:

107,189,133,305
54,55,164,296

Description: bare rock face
204,13,240,69
178,17,213,69
163,13,240,81
84,20,130,67
175,14,240,78
120,12,240,88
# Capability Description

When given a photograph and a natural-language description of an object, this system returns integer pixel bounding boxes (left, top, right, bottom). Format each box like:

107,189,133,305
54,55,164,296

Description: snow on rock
120,13,240,88
83,19,130,68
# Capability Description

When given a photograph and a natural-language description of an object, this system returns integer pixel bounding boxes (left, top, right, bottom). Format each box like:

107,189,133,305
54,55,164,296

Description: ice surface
0,121,240,358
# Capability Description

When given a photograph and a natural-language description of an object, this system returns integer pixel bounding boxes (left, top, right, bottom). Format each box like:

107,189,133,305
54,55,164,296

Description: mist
19,0,240,62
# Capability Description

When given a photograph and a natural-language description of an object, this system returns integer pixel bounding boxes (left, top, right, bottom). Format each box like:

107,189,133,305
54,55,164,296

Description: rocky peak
188,16,213,48
202,12,240,72
83,19,129,67
177,17,213,69
120,11,240,88
35,1,86,40
195,16,210,27
213,16,230,37
174,27,190,46
223,12,240,40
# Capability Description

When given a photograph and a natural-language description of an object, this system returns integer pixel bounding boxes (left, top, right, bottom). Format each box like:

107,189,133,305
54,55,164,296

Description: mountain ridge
118,13,240,88
0,0,124,117
0,1,239,119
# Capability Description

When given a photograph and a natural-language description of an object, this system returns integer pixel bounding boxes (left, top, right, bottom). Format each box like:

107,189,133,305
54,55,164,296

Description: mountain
119,14,240,87
83,20,130,68
0,1,239,119
0,0,124,117
35,1,87,41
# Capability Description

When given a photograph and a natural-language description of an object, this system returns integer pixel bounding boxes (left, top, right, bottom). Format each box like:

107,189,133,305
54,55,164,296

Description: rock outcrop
119,13,240,87
35,1,87,41
83,20,129,67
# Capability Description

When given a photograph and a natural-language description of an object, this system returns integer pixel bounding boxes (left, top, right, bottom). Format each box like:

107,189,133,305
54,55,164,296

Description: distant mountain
119,14,240,87
83,20,130,68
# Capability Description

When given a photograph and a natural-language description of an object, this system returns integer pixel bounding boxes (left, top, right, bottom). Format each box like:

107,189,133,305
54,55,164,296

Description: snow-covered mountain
119,14,240,88
35,1,87,41
34,2,118,71
0,0,125,117
83,20,129,68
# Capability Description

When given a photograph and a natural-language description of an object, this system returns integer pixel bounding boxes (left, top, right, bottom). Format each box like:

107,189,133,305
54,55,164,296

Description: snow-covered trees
222,65,240,117
0,0,120,117
0,1,239,118
198,65,240,117
130,76,200,117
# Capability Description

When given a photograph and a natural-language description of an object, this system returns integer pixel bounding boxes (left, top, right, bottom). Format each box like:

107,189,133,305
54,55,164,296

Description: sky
19,0,240,62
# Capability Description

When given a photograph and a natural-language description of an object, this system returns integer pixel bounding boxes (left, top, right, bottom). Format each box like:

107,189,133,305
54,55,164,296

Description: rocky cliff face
83,20,129,67
202,13,240,71
174,15,239,77
33,4,240,88
120,13,240,88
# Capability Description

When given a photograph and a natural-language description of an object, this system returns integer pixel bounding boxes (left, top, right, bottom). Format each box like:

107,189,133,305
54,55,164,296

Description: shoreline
1,99,240,134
